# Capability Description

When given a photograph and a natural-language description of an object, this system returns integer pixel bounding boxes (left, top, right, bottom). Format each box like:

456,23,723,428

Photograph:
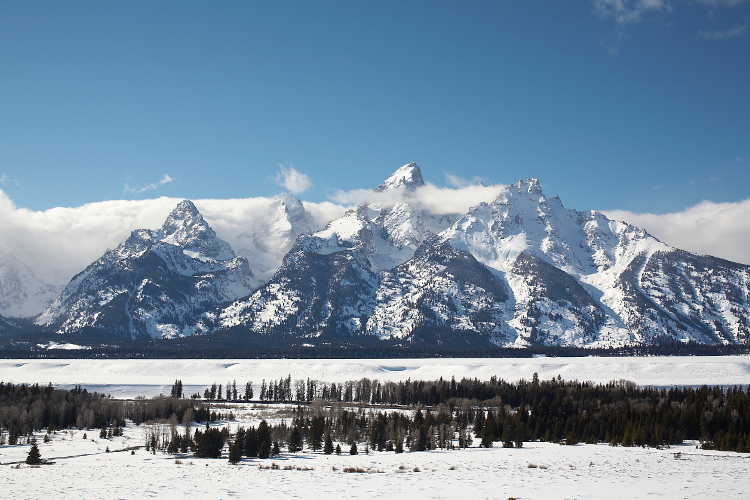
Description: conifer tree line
196,380,253,401
3,376,750,454
193,374,750,453
0,382,214,443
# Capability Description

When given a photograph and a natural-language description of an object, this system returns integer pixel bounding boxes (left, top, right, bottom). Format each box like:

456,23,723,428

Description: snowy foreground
1,403,749,500
2,356,750,499
1,355,750,398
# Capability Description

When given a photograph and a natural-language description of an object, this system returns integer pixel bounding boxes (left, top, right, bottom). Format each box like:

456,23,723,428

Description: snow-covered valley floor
2,356,750,499
1,409,748,500
1,355,749,398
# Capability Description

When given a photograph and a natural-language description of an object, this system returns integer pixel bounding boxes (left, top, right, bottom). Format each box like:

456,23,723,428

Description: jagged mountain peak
161,200,205,236
159,200,234,261
375,162,425,193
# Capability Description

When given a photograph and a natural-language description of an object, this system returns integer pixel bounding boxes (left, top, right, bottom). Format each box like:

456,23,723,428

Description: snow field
1,404,749,500
1,356,749,399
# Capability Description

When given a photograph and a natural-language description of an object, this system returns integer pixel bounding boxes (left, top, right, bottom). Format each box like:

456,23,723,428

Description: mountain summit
37,200,252,339
375,162,425,193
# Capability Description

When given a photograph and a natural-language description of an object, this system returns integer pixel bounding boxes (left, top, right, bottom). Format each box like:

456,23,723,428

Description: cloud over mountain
605,199,750,265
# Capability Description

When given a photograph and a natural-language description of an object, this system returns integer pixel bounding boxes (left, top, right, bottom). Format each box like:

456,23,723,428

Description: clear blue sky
1,1,748,214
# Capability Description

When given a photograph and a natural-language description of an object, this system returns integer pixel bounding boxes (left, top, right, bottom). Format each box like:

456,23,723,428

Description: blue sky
0,0,748,214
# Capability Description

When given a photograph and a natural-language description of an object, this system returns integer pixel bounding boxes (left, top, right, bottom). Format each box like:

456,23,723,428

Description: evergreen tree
258,441,270,459
350,442,358,455
26,443,42,465
324,434,334,455
245,427,259,457
244,382,253,401
335,443,342,455
309,415,324,451
228,437,243,464
257,421,271,453
288,425,303,453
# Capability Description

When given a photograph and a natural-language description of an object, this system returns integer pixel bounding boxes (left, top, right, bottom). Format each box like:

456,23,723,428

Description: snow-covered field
1,403,748,500
2,356,750,498
1,355,749,398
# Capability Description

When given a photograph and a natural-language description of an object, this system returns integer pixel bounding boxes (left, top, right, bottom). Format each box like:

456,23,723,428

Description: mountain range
3,163,749,348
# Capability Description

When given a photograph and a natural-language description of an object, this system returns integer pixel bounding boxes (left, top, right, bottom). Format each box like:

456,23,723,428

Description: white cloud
0,175,18,186
593,0,749,52
124,173,173,194
604,199,750,265
444,172,486,189
275,165,313,194
593,0,672,53
593,0,670,26
698,24,748,39
0,189,346,288
695,0,749,7
328,181,506,216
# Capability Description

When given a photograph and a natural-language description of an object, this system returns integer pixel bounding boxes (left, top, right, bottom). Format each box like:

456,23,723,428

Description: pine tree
324,434,334,455
335,444,342,455
350,442,358,455
309,415,324,451
287,425,303,453
245,427,259,457
395,439,403,454
26,443,42,465
228,438,242,464
258,441,270,459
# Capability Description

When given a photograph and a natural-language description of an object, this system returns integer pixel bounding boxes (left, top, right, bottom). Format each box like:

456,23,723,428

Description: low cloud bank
0,190,346,285
329,181,505,216
2,185,749,289
605,199,750,265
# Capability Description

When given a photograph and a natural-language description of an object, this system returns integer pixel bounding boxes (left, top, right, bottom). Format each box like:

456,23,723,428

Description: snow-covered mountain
13,163,750,348
214,163,461,338
0,247,61,318
231,193,317,287
212,167,750,347
36,200,253,339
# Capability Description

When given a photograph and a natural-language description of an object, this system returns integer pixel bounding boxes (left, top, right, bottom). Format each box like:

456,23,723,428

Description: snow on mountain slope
0,247,61,318
214,164,461,336
299,163,457,272
36,200,253,339
366,242,514,345
375,161,425,192
211,170,750,348
231,193,317,287
439,178,750,346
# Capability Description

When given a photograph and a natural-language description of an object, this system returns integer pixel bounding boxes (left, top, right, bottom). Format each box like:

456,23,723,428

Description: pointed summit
375,162,425,192
161,200,204,236
160,200,234,261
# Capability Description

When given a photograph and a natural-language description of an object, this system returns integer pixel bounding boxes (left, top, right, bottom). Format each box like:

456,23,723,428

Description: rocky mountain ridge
8,163,750,347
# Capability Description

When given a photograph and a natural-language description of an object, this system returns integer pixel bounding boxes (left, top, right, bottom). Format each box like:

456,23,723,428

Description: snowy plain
1,355,749,398
2,356,750,499
1,402,749,500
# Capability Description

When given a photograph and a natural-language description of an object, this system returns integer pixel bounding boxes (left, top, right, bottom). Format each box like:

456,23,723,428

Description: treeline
221,374,750,453
4,377,750,455
0,382,213,444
